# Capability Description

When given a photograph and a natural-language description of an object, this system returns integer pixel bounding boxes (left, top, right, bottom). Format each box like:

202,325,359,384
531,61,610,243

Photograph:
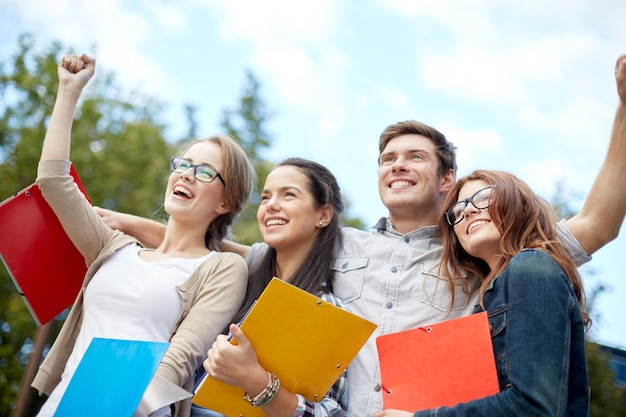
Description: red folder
376,311,499,411
0,166,90,325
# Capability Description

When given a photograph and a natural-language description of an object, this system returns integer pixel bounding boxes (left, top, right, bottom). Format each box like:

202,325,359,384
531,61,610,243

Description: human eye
452,202,466,220
173,158,191,171
473,188,492,207
380,155,395,165
196,165,216,181
411,153,424,160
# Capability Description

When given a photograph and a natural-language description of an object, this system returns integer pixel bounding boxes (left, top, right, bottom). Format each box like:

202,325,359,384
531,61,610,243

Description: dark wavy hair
231,158,344,325
437,169,589,327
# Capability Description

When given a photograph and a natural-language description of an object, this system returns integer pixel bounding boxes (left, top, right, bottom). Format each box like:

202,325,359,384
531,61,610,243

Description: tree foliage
2,34,622,416
221,70,365,243
0,34,171,415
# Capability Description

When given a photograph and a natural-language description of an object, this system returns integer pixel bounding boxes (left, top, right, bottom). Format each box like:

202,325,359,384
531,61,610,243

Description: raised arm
566,53,626,255
41,54,95,162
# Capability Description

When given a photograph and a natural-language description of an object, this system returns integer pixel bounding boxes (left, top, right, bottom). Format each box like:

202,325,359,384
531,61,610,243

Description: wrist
243,372,280,408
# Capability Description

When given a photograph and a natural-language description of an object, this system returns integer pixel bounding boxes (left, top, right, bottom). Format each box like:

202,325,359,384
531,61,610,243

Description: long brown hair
437,169,589,327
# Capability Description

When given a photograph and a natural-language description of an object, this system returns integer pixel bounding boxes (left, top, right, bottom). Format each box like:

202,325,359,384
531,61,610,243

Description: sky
1,0,625,349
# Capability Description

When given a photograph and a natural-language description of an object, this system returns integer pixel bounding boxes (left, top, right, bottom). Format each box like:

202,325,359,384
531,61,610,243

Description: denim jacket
414,249,589,417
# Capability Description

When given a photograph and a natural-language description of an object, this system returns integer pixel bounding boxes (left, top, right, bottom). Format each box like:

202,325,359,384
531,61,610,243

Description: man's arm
95,207,166,248
95,207,253,258
566,54,626,255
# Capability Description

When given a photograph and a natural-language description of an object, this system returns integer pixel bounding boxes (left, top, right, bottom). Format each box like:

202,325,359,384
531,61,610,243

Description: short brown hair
378,120,457,176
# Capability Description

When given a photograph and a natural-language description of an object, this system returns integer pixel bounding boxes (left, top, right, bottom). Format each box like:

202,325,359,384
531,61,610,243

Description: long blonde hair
177,134,256,250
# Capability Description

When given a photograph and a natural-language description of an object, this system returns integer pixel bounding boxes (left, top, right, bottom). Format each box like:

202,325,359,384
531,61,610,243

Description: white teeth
468,220,489,233
266,219,287,226
173,186,193,198
390,180,412,189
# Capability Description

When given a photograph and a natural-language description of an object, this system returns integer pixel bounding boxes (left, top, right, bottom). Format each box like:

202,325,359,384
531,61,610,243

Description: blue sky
1,0,625,348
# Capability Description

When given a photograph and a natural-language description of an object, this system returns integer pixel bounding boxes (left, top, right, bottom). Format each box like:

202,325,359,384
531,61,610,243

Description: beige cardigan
32,160,248,416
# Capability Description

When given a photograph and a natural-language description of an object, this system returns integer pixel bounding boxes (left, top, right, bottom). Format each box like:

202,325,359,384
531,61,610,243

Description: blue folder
54,338,168,417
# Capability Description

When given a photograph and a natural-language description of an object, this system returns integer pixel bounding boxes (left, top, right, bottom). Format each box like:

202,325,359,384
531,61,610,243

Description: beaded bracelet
243,372,281,407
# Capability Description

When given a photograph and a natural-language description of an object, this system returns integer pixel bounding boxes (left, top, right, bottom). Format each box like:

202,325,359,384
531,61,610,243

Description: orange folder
376,311,499,411
193,278,377,417
0,166,89,325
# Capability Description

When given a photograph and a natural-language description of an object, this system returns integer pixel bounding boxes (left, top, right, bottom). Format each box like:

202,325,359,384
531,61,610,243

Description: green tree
220,70,272,245
220,70,365,243
0,34,171,415
586,341,626,416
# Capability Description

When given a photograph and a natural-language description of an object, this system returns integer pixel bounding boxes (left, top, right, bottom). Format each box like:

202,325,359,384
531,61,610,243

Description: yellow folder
192,277,377,416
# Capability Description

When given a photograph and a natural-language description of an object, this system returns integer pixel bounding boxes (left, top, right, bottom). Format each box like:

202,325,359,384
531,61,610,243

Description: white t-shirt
37,244,215,417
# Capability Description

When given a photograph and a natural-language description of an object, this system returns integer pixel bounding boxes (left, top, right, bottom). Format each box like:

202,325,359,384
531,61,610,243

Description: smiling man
333,69,626,414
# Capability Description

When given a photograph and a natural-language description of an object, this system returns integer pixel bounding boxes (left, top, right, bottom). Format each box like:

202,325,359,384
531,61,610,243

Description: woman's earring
319,221,324,227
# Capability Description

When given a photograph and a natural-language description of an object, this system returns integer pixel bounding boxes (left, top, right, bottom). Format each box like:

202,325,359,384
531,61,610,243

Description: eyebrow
261,185,302,194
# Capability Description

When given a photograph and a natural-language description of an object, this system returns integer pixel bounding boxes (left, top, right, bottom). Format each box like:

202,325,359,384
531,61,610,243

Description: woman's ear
215,201,230,215
316,205,333,227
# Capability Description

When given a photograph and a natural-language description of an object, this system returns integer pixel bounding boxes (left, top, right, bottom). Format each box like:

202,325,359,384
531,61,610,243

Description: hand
58,53,95,91
94,206,125,230
203,324,267,393
616,54,626,102
373,410,414,417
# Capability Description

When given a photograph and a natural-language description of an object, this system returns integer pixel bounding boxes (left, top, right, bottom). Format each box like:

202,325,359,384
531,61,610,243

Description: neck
388,213,439,234
156,219,211,258
274,244,312,282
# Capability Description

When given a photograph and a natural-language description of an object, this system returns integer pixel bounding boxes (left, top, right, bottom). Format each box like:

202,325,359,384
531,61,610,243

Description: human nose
265,196,280,211
462,200,480,218
179,165,196,181
390,156,409,172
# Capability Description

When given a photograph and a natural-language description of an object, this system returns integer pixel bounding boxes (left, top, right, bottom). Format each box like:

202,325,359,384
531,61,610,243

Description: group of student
30,51,626,417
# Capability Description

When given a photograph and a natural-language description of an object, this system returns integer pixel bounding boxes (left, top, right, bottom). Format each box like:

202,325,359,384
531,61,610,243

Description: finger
214,333,230,349
67,54,80,73
615,54,626,75
59,54,85,74
229,324,249,348
60,54,72,70
81,53,96,71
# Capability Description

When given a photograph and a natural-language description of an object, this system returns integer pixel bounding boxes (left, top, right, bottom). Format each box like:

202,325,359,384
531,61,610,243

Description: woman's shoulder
192,251,249,279
509,248,561,266
206,250,248,267
506,249,567,282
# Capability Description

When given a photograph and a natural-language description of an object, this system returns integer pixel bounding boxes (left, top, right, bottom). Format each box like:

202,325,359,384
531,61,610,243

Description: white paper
134,374,193,417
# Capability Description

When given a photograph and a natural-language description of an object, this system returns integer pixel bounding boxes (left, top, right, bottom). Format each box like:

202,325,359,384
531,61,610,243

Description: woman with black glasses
375,169,590,417
32,53,256,417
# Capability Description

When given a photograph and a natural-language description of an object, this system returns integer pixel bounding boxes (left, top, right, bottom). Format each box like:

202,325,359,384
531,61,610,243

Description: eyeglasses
169,157,226,186
445,186,494,226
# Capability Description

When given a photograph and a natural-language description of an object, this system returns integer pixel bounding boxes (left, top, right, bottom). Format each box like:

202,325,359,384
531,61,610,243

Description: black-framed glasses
445,186,494,226
169,157,226,186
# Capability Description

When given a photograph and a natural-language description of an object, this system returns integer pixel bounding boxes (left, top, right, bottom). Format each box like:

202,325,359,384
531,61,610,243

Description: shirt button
374,384,382,392
391,266,397,273
386,301,393,309
403,236,410,243
342,261,349,269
